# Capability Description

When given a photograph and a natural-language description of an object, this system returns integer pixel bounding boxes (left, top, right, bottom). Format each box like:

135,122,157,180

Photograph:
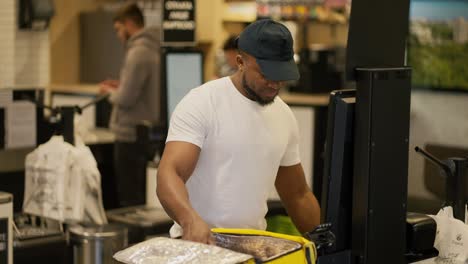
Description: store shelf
222,1,257,23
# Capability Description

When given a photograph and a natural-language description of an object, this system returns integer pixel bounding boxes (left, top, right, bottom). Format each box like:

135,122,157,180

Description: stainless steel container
0,192,13,264
69,224,128,264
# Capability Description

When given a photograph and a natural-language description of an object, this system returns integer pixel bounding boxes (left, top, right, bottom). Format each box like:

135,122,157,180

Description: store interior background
0,0,467,214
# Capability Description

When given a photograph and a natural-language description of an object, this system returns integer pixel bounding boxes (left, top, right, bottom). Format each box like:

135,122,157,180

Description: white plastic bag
73,141,108,224
113,237,253,264
23,136,81,221
23,135,107,224
415,206,468,264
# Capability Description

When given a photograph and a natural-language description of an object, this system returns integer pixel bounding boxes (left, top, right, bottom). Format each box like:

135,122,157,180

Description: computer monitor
163,50,203,121
321,89,356,253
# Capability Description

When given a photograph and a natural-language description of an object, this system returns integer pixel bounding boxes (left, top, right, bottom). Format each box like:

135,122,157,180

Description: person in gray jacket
100,3,161,207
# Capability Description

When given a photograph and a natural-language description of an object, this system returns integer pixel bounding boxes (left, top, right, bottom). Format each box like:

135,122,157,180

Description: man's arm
156,141,214,244
275,163,320,234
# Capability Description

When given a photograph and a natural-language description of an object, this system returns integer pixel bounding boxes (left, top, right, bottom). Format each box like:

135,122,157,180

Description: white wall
15,31,50,87
408,90,468,200
291,107,314,189
0,0,50,89
268,106,314,200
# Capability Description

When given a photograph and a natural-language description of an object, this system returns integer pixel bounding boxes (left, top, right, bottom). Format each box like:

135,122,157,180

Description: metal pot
69,224,128,264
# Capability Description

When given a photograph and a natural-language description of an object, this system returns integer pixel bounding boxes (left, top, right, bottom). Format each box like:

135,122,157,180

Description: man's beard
242,75,275,106
124,31,131,42
119,29,131,44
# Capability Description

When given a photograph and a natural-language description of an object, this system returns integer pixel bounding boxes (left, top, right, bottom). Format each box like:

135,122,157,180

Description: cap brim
256,58,300,82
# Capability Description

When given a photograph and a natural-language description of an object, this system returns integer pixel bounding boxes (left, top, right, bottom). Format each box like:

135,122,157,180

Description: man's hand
157,141,214,245
181,214,215,245
100,79,120,88
99,85,114,94
99,79,119,94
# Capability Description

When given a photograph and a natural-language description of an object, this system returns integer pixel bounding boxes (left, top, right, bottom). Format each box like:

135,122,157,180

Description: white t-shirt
166,77,301,237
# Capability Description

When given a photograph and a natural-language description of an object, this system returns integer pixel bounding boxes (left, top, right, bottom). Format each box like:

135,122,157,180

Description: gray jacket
109,27,161,142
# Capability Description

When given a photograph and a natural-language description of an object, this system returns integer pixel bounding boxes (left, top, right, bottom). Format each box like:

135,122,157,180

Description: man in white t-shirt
157,19,321,244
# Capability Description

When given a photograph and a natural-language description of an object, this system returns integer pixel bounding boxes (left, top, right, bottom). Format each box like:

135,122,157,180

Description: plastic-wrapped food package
113,237,253,264
214,233,302,262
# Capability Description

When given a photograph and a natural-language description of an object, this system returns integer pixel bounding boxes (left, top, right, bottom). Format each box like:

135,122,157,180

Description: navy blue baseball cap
237,19,300,82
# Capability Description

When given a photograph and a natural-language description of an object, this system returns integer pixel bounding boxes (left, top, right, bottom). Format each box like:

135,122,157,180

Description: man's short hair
223,35,238,51
113,3,145,27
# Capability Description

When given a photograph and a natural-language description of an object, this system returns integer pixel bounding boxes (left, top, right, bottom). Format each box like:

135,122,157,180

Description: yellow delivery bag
212,228,316,264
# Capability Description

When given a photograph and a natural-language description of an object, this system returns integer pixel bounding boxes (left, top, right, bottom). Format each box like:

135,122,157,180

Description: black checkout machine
310,0,467,263
314,87,467,263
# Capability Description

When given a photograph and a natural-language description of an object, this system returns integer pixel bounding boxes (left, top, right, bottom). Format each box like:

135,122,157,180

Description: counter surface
48,83,100,95
279,92,329,107
48,83,331,107
81,128,115,145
